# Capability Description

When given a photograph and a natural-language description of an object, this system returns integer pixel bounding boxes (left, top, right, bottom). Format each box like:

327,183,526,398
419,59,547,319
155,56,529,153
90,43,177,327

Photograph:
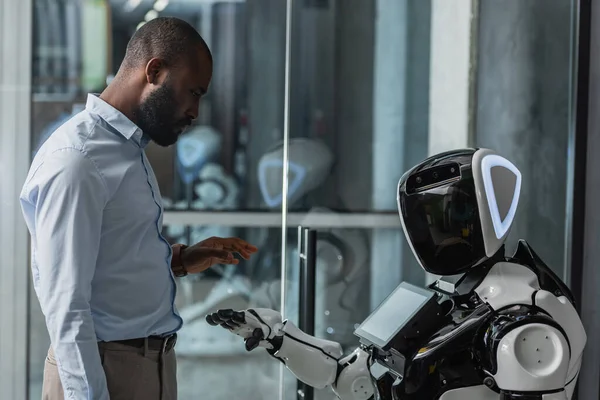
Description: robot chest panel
437,385,498,400
474,262,539,310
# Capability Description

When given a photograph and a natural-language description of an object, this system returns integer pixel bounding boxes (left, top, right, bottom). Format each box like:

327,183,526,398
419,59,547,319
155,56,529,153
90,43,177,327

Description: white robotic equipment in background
176,126,239,211
176,125,222,185
207,148,586,400
257,137,334,208
192,162,239,210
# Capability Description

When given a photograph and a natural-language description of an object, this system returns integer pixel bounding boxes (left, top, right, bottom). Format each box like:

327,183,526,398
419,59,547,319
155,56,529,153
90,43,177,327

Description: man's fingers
205,249,233,259
214,257,239,265
199,237,258,260
225,238,259,253
203,249,239,265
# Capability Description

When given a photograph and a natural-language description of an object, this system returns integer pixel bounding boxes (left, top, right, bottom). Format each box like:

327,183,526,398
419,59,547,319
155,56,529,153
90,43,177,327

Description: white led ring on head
481,154,522,239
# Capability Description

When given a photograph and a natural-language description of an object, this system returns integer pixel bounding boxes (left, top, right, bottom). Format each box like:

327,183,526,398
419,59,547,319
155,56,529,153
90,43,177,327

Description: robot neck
430,245,506,297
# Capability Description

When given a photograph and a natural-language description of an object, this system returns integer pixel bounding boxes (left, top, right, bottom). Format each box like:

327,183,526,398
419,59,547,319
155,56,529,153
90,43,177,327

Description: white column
370,0,408,308
428,0,478,156
0,0,33,399
426,0,478,284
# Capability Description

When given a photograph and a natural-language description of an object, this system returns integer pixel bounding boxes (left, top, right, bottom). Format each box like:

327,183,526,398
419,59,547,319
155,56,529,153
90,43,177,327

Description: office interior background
1,0,599,399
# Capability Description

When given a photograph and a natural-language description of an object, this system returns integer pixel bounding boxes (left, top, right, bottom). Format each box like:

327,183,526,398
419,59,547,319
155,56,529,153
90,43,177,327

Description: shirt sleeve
24,148,110,400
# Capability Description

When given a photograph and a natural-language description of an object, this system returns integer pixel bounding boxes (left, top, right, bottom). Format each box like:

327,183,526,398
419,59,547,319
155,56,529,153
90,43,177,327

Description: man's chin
150,135,178,147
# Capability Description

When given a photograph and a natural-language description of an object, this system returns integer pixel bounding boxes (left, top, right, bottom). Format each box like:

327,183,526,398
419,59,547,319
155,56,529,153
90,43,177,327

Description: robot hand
206,308,284,352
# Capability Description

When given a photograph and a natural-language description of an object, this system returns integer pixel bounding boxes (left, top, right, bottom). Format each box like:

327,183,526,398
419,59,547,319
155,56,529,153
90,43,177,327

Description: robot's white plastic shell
269,321,375,399
471,148,522,258
332,348,374,400
472,261,586,399
475,262,540,309
494,323,569,392
273,320,343,389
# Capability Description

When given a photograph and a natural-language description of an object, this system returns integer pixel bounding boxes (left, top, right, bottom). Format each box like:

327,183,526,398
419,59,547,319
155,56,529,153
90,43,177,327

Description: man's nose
186,103,199,120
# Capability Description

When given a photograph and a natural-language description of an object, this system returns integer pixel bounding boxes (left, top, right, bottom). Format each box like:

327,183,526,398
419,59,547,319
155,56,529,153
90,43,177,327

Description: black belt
114,334,177,353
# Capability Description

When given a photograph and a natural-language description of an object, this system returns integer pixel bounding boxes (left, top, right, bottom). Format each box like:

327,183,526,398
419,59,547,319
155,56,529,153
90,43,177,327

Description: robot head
397,148,522,276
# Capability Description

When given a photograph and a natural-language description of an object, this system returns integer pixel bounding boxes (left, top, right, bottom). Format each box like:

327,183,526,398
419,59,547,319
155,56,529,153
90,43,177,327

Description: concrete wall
475,0,573,274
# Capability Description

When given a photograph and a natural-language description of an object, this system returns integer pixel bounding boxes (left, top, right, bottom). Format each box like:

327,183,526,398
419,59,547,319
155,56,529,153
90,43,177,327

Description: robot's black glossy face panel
399,149,487,275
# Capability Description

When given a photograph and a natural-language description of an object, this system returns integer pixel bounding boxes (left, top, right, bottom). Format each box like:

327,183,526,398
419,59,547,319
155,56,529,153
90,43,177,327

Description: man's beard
133,82,188,147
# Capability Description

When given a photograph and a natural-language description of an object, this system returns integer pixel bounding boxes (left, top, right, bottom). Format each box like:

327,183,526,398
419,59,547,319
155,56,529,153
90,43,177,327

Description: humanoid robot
206,148,587,400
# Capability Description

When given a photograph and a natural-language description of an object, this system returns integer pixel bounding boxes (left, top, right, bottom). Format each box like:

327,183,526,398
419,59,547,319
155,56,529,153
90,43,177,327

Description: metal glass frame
571,1,600,399
0,0,33,399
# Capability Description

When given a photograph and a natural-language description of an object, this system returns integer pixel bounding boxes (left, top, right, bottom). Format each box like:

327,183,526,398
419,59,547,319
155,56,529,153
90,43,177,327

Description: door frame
0,0,33,399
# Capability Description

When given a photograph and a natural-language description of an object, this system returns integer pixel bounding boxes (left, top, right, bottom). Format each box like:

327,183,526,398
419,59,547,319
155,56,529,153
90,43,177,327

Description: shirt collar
85,94,150,148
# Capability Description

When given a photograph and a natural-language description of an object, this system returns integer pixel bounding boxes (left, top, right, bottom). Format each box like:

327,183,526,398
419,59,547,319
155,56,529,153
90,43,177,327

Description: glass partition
280,0,578,399
280,1,432,398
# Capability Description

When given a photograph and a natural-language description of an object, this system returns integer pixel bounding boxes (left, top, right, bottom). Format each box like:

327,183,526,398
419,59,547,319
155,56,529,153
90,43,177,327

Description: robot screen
354,282,437,350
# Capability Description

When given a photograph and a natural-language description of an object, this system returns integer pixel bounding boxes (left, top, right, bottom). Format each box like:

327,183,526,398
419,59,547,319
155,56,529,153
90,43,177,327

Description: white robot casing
206,148,586,400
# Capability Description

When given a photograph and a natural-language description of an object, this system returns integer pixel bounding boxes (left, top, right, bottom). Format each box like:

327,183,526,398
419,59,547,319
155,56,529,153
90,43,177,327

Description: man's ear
145,58,164,84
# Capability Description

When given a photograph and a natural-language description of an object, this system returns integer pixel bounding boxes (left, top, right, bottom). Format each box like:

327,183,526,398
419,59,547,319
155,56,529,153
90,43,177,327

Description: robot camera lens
451,167,456,173
432,172,439,179
416,176,422,184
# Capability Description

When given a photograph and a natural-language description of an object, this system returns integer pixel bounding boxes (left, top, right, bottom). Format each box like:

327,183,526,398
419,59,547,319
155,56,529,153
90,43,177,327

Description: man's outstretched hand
181,237,258,274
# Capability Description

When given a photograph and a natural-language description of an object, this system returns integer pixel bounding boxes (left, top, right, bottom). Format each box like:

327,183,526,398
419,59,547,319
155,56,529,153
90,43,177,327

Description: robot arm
206,308,375,400
484,308,571,400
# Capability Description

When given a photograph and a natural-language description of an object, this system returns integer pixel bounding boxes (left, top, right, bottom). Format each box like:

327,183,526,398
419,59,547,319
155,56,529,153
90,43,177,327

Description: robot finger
231,311,246,324
252,327,264,339
244,328,265,351
222,320,240,330
217,309,235,319
245,337,259,351
205,313,220,326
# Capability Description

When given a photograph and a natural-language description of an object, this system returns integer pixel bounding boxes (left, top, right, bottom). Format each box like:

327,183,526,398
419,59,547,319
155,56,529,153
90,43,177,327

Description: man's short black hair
122,17,212,71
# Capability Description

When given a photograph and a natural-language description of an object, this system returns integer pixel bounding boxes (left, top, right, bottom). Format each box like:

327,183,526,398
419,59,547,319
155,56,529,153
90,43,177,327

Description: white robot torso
428,257,585,400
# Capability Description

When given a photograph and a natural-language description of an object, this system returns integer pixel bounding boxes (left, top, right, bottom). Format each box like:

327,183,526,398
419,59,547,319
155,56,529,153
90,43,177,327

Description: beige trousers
42,341,177,400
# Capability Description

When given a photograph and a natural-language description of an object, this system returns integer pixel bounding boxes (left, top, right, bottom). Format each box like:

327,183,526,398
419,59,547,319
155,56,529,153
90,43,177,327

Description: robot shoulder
480,305,571,393
533,290,587,388
332,348,374,400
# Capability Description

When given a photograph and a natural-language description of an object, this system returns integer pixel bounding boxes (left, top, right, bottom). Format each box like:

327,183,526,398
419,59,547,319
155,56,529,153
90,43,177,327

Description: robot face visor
400,165,486,275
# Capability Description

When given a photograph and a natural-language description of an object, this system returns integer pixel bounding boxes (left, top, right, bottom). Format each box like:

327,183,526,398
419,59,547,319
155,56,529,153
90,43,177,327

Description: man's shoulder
23,145,105,193
22,114,109,198
39,111,100,151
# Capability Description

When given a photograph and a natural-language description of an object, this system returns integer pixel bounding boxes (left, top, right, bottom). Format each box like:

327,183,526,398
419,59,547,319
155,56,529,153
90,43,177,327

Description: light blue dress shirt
20,94,183,400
